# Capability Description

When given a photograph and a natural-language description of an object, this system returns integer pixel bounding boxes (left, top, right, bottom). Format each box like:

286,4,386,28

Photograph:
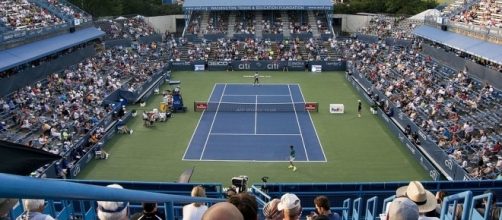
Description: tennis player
357,100,362,118
253,72,260,86
288,145,297,171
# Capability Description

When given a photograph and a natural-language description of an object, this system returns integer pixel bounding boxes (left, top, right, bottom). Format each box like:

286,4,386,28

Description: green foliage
68,0,182,17
335,0,438,15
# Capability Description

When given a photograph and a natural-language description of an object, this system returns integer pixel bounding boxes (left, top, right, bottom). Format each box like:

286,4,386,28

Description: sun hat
395,181,437,213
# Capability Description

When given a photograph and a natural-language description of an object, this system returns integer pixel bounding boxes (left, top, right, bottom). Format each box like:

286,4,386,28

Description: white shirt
182,203,208,220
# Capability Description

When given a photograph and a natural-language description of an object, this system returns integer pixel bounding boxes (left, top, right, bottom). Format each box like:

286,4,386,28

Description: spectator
396,181,438,220
228,193,258,220
308,196,340,220
183,186,208,220
97,184,129,220
202,202,243,220
277,193,302,220
17,199,55,220
0,199,17,220
117,119,133,135
476,190,501,220
386,198,419,220
263,199,283,220
131,202,163,220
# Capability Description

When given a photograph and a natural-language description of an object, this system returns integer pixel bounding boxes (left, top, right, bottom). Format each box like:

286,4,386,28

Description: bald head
203,202,244,220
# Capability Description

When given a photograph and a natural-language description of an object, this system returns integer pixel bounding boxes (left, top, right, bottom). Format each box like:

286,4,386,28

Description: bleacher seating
346,39,502,179
2,173,502,220
450,0,502,28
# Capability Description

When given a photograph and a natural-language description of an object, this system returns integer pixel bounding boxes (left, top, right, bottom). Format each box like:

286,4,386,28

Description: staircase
255,11,263,40
227,12,236,38
198,12,210,37
307,11,320,38
281,11,290,38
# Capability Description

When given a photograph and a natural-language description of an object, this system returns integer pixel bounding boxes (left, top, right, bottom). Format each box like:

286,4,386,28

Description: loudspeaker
441,25,447,31
70,27,76,33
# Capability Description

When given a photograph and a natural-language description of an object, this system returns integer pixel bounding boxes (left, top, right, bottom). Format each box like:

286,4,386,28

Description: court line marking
199,84,227,160
288,85,310,161
254,95,258,134
214,83,300,86
209,133,302,136
182,159,327,163
182,84,217,160
223,95,291,97
298,84,328,162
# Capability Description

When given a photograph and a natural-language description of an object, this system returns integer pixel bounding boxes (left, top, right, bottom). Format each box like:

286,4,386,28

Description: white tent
409,9,441,21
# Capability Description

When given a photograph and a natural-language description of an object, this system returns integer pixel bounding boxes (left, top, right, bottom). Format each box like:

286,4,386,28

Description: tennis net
194,101,318,112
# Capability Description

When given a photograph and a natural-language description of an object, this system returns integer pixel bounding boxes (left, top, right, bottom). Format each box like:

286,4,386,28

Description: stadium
0,0,501,219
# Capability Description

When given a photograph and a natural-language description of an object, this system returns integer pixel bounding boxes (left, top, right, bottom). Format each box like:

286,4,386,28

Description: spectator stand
0,28,104,96
181,0,334,40
0,0,93,49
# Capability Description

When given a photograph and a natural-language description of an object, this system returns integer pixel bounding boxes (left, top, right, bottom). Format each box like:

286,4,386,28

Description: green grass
77,71,429,184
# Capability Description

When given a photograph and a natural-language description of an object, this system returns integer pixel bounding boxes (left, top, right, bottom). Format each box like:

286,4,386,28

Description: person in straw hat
395,181,439,220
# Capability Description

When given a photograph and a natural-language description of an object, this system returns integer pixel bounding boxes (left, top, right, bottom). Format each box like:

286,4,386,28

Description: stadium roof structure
183,0,333,11
0,27,104,72
413,25,502,64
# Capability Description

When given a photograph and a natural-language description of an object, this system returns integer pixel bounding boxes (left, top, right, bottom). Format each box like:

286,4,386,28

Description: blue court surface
183,83,326,162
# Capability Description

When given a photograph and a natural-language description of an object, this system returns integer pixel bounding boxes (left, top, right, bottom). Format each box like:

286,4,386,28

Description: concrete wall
332,14,373,33
145,15,184,34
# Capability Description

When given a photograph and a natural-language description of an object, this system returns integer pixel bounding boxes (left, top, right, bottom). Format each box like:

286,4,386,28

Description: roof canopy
413,25,502,65
183,0,333,11
0,27,104,72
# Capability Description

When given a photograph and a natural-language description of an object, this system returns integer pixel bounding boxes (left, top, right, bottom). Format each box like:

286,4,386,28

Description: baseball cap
277,193,301,211
387,198,419,220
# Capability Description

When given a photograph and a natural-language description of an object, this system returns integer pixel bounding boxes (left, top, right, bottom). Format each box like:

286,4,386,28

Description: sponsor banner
194,101,208,112
309,61,347,71
305,102,319,112
208,61,231,71
311,65,322,72
232,61,286,71
288,61,306,71
329,104,344,114
194,64,205,71
170,61,193,71
183,5,332,11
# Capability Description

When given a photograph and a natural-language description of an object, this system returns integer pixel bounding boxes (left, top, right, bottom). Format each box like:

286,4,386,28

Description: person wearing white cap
386,198,419,220
97,184,129,220
277,193,302,220
395,181,438,220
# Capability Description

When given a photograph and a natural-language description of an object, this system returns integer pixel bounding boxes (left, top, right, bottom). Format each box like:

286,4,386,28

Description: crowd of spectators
204,12,228,35
287,11,312,34
46,0,91,21
186,13,201,35
262,11,284,35
359,15,418,39
450,0,502,28
0,40,167,177
0,0,65,31
95,16,156,40
234,11,256,35
345,37,502,179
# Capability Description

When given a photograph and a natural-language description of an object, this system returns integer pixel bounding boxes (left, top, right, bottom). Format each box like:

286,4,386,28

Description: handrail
440,191,473,220
0,173,225,204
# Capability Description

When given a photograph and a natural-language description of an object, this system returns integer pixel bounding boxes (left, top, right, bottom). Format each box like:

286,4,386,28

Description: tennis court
183,83,326,162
